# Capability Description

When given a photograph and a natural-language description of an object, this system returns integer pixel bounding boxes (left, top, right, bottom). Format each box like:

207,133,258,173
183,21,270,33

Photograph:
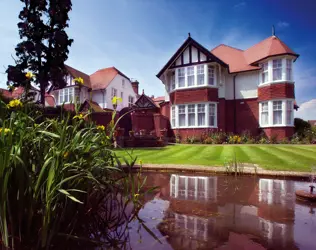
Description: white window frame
188,104,196,127
58,87,74,105
111,87,117,98
259,99,294,127
187,66,195,87
273,59,282,81
170,102,217,129
286,100,293,125
122,79,125,88
258,56,295,86
260,62,269,84
170,63,217,92
128,95,134,108
197,65,205,86
273,100,283,125
260,102,269,126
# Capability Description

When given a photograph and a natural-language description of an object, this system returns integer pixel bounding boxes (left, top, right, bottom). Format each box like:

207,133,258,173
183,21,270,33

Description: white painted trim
259,99,295,128
170,102,218,129
259,80,295,87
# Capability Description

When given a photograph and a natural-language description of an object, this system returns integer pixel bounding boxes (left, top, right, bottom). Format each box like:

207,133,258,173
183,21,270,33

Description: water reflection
131,173,316,250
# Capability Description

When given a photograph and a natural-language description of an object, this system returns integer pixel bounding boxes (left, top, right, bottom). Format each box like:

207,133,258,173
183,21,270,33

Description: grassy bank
115,144,316,172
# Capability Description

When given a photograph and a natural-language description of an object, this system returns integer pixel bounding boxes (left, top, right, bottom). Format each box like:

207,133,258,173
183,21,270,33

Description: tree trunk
40,83,45,106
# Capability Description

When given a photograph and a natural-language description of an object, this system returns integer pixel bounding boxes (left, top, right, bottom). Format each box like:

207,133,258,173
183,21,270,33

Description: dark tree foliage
6,0,73,104
294,118,311,137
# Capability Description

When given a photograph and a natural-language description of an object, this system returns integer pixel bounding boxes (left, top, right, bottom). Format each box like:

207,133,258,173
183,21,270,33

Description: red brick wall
170,87,218,104
235,98,259,135
258,83,295,101
90,112,116,126
225,100,234,133
173,128,218,140
218,98,226,132
131,111,155,133
263,127,294,140
154,114,170,136
160,101,170,118
63,103,75,111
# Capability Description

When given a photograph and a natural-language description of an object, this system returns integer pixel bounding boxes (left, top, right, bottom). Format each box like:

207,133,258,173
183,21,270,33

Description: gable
174,45,208,67
156,36,228,78
135,94,158,109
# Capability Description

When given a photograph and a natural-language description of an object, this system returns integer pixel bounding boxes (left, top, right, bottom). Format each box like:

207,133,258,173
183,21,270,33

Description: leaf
67,195,83,204
39,131,60,139
58,189,70,195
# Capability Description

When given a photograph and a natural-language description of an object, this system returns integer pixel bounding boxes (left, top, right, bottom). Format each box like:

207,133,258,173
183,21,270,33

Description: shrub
203,137,213,144
294,118,311,137
228,135,242,144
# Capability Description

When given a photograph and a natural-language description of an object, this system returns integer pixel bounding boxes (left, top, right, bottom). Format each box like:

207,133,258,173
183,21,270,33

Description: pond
125,172,316,250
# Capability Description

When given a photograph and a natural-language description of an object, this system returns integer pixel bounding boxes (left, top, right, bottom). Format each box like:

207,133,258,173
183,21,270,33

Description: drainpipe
233,74,238,134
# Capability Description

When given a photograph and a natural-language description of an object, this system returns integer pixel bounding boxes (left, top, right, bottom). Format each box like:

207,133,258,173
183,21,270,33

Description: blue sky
0,0,316,119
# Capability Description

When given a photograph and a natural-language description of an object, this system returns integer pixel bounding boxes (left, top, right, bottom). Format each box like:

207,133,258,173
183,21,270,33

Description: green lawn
115,144,316,172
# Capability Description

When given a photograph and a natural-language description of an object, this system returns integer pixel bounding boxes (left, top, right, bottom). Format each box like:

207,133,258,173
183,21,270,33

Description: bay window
170,64,217,91
58,87,74,104
178,105,186,127
259,100,294,127
197,104,205,126
178,68,185,88
197,65,205,86
187,67,195,86
259,57,295,85
128,95,134,107
273,59,282,80
208,66,215,86
273,101,283,125
171,102,217,128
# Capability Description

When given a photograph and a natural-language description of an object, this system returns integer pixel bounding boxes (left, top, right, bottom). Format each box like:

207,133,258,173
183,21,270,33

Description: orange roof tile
244,36,298,64
211,36,299,73
211,45,260,73
65,65,91,88
90,67,130,90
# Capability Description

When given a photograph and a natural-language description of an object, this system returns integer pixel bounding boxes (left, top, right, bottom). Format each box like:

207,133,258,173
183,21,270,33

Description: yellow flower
74,77,84,85
63,152,69,158
6,99,23,109
73,113,84,120
134,193,139,198
97,125,105,131
0,128,11,135
139,160,143,165
25,72,33,79
111,96,123,105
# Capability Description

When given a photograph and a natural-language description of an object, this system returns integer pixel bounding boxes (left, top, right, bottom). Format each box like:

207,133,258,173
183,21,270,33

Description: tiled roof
308,120,316,126
152,96,165,102
65,65,91,88
211,45,260,73
211,36,299,73
45,94,55,107
90,67,130,90
0,87,25,99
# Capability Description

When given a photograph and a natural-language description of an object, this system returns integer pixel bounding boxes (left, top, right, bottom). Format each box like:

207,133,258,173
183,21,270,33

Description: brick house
156,34,299,139
50,65,138,111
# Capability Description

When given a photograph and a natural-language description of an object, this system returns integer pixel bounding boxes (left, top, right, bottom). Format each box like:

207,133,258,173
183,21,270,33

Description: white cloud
295,99,316,121
277,21,290,29
234,2,246,9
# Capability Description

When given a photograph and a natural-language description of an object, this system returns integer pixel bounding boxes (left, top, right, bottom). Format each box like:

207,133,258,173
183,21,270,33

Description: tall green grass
0,99,155,249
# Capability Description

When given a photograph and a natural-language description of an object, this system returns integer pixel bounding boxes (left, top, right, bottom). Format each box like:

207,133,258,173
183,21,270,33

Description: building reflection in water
156,174,298,250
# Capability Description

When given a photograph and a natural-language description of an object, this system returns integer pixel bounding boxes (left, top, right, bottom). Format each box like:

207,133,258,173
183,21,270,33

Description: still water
126,173,316,250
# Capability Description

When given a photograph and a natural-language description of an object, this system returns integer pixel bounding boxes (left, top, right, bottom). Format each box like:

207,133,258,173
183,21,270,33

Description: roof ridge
212,44,244,52
65,64,90,77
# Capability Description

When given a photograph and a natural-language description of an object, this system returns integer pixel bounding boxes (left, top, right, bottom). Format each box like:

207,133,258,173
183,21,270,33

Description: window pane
261,102,269,126
273,101,283,125
198,104,205,126
273,59,282,81
188,104,195,126
286,59,292,80
69,88,73,102
178,105,186,127
172,106,175,127
187,67,195,86
64,88,69,103
59,89,63,104
208,66,214,86
171,72,176,90
209,104,216,126
178,68,185,87
197,65,204,86
286,101,292,125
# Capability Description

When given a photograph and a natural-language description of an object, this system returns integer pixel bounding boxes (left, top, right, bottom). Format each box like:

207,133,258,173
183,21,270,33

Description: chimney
131,80,139,95
151,95,154,99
